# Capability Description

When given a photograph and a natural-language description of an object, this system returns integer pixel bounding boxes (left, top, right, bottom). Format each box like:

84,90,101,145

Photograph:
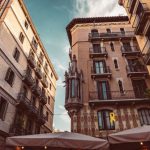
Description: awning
6,132,109,150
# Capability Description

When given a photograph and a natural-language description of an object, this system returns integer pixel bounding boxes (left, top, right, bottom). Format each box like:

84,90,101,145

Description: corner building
0,0,58,147
119,0,150,70
65,16,150,138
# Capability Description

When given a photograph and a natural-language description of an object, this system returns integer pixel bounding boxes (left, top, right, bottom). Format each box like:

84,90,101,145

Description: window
71,79,75,98
110,42,115,51
51,73,53,78
13,48,20,62
46,111,49,121
24,20,28,29
91,29,99,37
32,37,38,50
138,108,150,125
106,28,111,33
26,119,33,134
0,97,8,120
114,59,119,69
93,44,101,53
50,83,52,90
122,42,132,51
118,80,124,93
5,68,15,86
120,28,125,34
97,110,115,130
97,81,111,100
94,60,106,74
48,96,50,105
19,32,24,43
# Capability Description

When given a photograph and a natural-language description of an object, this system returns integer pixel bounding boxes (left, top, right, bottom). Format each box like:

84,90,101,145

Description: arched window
118,80,124,93
110,42,115,51
138,108,150,125
97,110,115,130
0,97,8,120
114,59,119,69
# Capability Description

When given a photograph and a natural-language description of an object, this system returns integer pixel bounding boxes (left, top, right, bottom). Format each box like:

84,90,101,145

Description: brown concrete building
65,16,150,138
119,0,150,69
0,0,58,148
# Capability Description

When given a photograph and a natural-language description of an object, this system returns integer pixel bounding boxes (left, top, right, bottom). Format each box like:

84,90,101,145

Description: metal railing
89,31,134,39
91,66,111,74
89,47,107,54
32,83,42,96
89,90,146,101
121,46,140,53
27,54,36,68
35,67,43,79
126,65,147,73
23,70,35,85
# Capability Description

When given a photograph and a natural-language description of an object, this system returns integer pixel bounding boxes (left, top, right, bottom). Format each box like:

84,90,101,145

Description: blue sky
24,0,126,131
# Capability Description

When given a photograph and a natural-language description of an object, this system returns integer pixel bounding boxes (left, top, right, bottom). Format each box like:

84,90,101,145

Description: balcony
65,97,83,111
22,70,35,86
126,65,148,77
37,111,46,125
88,31,134,41
89,47,108,58
31,38,38,52
91,66,112,79
89,90,148,106
9,124,26,136
17,93,31,110
133,3,150,35
121,46,141,56
40,93,47,105
27,54,36,68
32,83,41,96
35,67,42,79
41,76,48,88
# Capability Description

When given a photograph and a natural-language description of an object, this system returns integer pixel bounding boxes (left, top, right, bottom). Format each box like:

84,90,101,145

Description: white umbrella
108,125,150,144
6,132,109,150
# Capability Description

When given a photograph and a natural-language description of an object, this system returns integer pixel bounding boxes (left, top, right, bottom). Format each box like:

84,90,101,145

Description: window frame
19,32,25,44
0,97,8,121
5,68,15,86
13,48,20,62
97,110,115,130
138,108,150,125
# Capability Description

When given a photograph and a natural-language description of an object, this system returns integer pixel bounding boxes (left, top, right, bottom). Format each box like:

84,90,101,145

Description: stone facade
65,16,150,138
0,0,58,146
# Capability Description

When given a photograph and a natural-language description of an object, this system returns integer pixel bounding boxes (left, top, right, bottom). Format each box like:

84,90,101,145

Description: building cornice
18,0,58,80
66,16,129,46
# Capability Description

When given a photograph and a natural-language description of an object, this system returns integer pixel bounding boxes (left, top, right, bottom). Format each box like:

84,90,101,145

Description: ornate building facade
65,16,150,138
0,0,58,148
119,0,150,70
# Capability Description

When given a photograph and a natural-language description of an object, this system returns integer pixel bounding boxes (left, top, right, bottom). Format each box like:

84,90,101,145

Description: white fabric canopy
6,132,109,150
108,125,150,144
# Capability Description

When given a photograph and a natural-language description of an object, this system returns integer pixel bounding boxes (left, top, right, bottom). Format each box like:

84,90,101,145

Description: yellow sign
110,112,116,123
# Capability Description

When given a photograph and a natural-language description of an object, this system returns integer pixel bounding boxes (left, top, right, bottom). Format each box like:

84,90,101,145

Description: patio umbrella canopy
108,125,150,150
6,132,109,150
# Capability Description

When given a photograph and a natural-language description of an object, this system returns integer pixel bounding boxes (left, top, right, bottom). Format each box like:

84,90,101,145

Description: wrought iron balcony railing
89,90,147,101
91,66,112,79
37,111,47,125
121,46,141,56
88,31,134,41
89,47,108,58
126,65,148,77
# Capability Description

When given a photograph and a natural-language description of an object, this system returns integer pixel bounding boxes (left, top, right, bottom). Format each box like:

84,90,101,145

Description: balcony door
94,60,106,74
93,44,101,53
122,42,132,52
97,81,111,100
132,79,147,98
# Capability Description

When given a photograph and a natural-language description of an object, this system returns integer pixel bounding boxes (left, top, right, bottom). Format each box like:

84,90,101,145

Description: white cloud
56,77,65,87
73,0,126,17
